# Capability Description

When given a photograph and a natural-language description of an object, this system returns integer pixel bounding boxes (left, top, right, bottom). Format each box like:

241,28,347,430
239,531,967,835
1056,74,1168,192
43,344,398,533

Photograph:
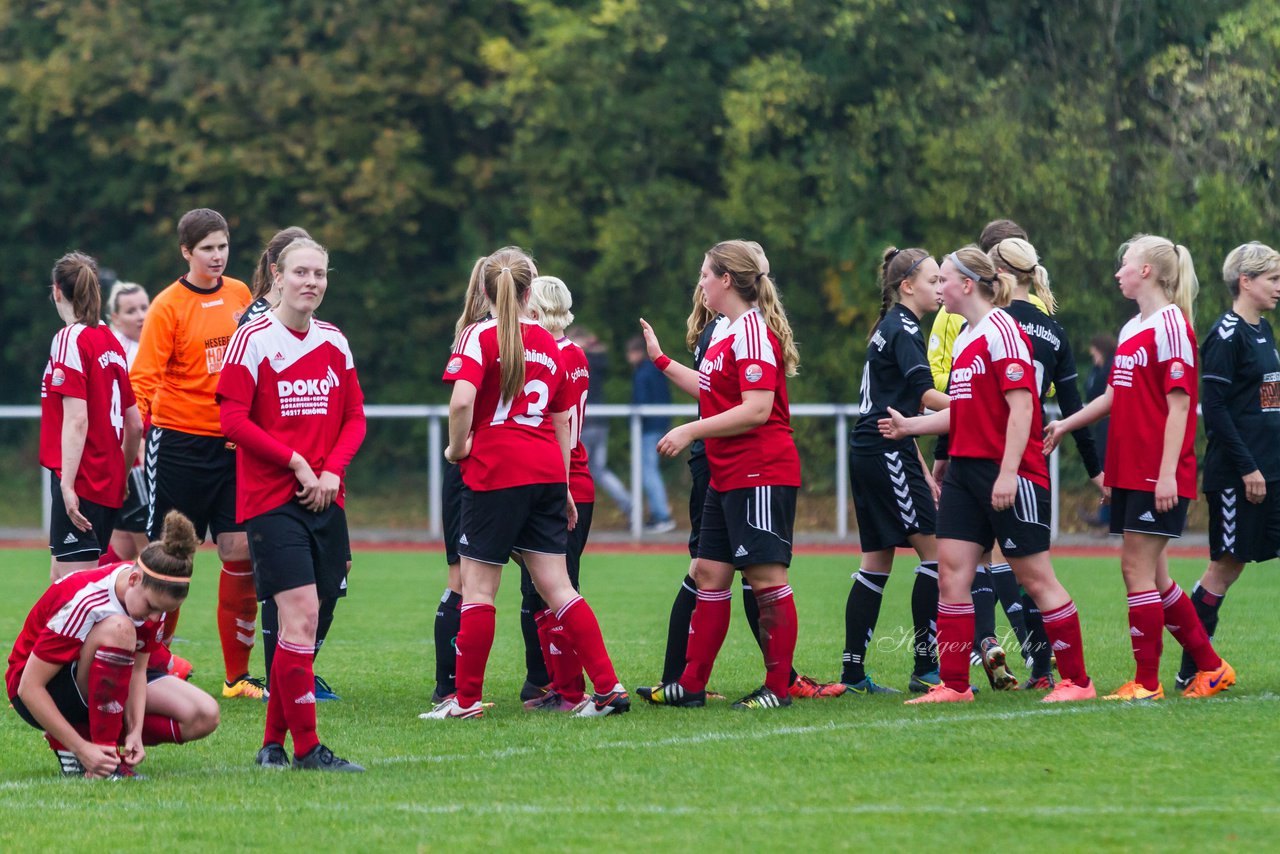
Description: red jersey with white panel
442,318,574,491
947,308,1047,487
6,564,160,700
216,313,367,521
698,308,801,491
39,323,137,507
557,337,595,504
1106,303,1198,498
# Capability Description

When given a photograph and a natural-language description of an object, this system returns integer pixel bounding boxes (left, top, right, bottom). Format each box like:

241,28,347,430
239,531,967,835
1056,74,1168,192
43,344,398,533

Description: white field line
393,802,1280,818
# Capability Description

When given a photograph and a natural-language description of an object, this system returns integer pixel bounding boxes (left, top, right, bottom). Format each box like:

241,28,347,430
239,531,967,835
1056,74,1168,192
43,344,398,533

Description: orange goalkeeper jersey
131,276,252,437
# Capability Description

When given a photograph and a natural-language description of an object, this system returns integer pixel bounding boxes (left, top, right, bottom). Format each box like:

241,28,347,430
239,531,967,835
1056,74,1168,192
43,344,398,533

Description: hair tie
137,557,190,585
500,266,510,274
902,254,931,279
947,253,981,283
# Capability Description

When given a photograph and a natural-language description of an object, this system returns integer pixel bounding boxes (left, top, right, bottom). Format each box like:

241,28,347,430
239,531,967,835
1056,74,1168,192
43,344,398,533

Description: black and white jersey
1201,310,1280,491
690,314,730,461
237,297,272,329
851,304,934,454
1003,300,1101,478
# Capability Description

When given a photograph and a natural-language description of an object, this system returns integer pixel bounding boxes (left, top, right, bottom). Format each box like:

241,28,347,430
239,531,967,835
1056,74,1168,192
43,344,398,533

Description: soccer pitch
1,545,1275,852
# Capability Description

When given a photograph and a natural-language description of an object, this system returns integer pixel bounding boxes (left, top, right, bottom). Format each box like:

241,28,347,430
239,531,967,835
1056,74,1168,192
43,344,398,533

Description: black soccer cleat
255,742,289,769
731,685,793,711
292,744,365,773
637,682,706,708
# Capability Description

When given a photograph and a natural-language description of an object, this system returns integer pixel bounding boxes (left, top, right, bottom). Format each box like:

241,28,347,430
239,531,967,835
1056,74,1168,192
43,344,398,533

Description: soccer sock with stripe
434,588,462,695
141,714,184,745
274,639,319,758
910,562,939,675
1127,590,1164,691
88,646,134,746
542,610,586,703
989,563,1030,653
1040,600,1088,686
661,575,698,684
1181,583,1225,678
314,596,337,662
757,585,798,698
260,597,278,691
263,663,288,747
520,590,551,687
937,601,975,693
218,561,257,683
455,603,496,708
1021,591,1053,678
1160,583,1222,672
744,579,799,686
98,544,121,566
841,569,889,685
555,595,619,695
971,565,997,646
680,588,733,692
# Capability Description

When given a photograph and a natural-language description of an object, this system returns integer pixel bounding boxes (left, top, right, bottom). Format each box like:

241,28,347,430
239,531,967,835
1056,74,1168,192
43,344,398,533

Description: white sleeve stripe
224,316,271,368
991,312,1025,362
454,322,478,356
52,589,112,640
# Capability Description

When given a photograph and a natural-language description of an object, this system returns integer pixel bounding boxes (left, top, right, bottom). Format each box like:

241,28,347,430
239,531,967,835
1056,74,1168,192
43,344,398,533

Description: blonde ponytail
1171,244,1198,324
991,237,1056,313
477,246,536,403
453,256,489,348
684,286,716,351
1126,234,1199,325
756,273,800,376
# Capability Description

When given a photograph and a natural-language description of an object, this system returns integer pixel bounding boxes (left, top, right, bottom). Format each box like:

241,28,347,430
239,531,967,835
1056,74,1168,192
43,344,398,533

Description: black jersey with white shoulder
689,314,730,461
1003,299,1101,478
237,297,272,329
851,304,934,454
1201,310,1280,491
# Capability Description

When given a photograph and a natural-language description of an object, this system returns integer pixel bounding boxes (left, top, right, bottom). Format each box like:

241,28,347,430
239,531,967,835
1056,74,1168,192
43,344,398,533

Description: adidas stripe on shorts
1109,486,1189,539
935,457,1050,557
697,484,797,569
48,470,116,561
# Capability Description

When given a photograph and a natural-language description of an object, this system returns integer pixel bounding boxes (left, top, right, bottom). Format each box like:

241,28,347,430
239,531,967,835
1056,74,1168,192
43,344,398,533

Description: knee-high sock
745,579,799,685
1127,590,1164,691
263,661,288,747
971,565,997,646
937,601,975,693
274,639,318,758
88,646,134,746
1021,591,1053,677
541,609,585,703
842,569,889,684
661,576,698,684
98,545,121,566
455,603,496,708
218,560,257,682
434,589,462,695
757,585,798,697
521,591,550,686
910,562,939,675
141,714,184,746
679,588,733,692
1181,583,1226,678
555,595,618,694
1161,583,1221,671
260,597,279,691
314,596,337,662
1040,600,1088,685
989,563,1029,652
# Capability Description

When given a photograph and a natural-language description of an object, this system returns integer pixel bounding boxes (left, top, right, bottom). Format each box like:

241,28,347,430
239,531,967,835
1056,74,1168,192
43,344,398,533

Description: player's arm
129,298,176,424
655,388,771,457
552,409,578,530
59,396,91,532
992,388,1033,511
119,654,149,768
1202,340,1264,502
446,379,477,463
1044,385,1111,453
640,318,700,398
1155,389,1190,513
17,655,119,777
878,407,950,439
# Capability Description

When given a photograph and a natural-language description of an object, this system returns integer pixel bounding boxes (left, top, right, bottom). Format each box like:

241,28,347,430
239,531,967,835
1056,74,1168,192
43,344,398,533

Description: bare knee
93,614,137,648
185,695,220,741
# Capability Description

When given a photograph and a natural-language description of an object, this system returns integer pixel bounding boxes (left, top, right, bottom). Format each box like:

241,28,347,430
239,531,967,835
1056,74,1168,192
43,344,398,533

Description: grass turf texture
0,547,1275,852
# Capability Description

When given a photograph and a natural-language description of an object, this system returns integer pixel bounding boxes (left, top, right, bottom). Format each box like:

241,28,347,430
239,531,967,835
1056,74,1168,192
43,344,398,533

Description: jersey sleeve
443,323,485,386
1156,312,1197,396
892,327,934,411
928,310,962,392
325,361,367,477
549,348,575,414
1201,330,1257,477
731,320,779,392
47,329,88,400
130,295,177,422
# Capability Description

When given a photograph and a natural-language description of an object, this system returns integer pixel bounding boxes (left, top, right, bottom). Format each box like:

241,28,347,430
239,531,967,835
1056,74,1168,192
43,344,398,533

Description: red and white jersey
39,323,136,507
6,564,159,700
557,337,595,504
110,327,141,369
1106,303,1198,498
698,308,800,491
443,318,574,491
217,313,367,521
947,309,1047,487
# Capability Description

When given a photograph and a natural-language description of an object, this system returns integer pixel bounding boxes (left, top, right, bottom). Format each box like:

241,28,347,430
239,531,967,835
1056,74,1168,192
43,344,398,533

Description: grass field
1,545,1276,852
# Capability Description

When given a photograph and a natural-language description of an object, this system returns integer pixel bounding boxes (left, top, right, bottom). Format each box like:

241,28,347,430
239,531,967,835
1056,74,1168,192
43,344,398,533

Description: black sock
521,590,550,686
260,597,278,691
1022,591,1052,678
742,579,798,685
434,588,462,695
1181,583,1226,679
989,563,1029,653
313,597,337,663
971,565,997,646
841,569,889,684
662,576,698,684
910,562,939,675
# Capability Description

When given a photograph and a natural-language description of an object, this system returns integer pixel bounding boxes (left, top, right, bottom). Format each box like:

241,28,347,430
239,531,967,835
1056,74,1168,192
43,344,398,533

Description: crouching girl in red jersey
8,511,217,778
425,246,628,720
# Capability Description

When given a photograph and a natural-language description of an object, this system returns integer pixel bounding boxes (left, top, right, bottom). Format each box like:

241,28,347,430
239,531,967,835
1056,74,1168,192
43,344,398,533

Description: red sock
455,603,496,708
1040,600,1088,685
555,596,617,695
275,639,318,758
98,545,121,566
88,646,134,746
148,639,173,673
937,601,975,693
678,588,732,692
218,561,258,682
141,714,184,745
1128,590,1164,690
541,610,585,703
1161,583,1222,671
534,609,556,679
756,585,798,697
263,660,288,747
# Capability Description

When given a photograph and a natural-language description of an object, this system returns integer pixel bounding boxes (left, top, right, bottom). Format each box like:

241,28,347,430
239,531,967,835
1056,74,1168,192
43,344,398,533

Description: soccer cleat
523,690,578,712
167,654,194,681
979,637,1019,691
904,684,974,704
1174,673,1193,693
222,675,266,700
52,748,85,777
519,680,551,703
419,697,485,720
255,743,289,769
573,688,631,717
292,744,365,773
430,687,456,705
731,686,792,710
908,670,941,693
644,519,677,534
1042,678,1096,703
105,763,145,780
1182,660,1236,699
842,675,902,695
313,675,341,702
1020,673,1056,691
1102,681,1164,701
636,682,706,708
790,675,847,699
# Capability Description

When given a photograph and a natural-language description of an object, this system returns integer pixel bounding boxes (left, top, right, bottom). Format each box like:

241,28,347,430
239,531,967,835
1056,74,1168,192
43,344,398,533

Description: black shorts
458,482,569,566
1109,487,1189,539
520,501,593,599
698,484,796,569
850,449,937,553
115,466,149,534
443,463,465,566
48,471,116,562
146,426,241,542
1207,483,1280,563
11,661,88,730
936,458,1050,557
246,502,351,601
687,453,711,559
